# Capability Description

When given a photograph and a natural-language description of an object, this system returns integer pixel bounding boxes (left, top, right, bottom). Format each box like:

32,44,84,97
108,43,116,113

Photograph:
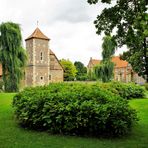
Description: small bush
144,83,148,91
0,80,4,92
13,83,138,137
76,75,88,81
100,82,145,99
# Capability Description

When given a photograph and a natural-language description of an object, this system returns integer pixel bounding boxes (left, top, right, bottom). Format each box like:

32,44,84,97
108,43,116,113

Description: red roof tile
89,56,128,68
25,27,50,41
112,56,128,68
91,59,101,65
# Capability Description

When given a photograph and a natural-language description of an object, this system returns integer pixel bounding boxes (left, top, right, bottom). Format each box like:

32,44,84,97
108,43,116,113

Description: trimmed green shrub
144,83,148,91
99,82,145,99
13,83,138,137
0,80,4,92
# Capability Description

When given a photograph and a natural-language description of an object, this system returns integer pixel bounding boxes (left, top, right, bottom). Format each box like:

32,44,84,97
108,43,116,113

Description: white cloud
0,0,126,66
47,21,103,65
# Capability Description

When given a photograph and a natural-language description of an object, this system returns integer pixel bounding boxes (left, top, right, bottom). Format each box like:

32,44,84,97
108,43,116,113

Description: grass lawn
0,93,148,148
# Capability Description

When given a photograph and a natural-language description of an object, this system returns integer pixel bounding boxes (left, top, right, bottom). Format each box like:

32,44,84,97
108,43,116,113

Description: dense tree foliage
0,22,27,92
94,36,116,82
87,69,97,81
60,59,77,81
88,0,148,82
94,61,114,82
74,61,87,81
102,36,116,60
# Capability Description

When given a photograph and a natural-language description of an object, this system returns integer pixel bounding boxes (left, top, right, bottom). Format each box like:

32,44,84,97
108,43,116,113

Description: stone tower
25,28,50,86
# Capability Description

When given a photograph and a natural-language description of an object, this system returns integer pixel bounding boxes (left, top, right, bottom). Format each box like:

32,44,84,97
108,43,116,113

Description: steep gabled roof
88,56,128,68
91,59,101,65
112,56,128,68
25,27,50,41
87,57,101,67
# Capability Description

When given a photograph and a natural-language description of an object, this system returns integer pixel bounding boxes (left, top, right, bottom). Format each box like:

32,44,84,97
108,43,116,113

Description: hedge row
13,83,138,137
99,82,146,99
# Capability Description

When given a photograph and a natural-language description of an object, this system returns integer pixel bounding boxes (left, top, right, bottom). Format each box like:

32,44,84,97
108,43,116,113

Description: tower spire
37,21,39,27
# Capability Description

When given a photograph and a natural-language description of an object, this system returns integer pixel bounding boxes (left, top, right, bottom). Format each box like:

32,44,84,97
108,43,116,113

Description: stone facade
25,27,63,87
50,50,63,82
87,57,101,73
87,56,146,84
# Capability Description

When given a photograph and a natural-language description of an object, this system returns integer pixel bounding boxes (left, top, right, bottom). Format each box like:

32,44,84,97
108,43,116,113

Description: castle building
87,56,145,84
25,27,63,87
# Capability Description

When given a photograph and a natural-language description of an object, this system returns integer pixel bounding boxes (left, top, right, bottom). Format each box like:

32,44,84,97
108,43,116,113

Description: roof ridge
89,56,128,68
25,27,50,41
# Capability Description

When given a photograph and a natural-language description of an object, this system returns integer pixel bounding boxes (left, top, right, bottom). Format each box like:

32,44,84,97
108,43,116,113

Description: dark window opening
40,52,43,60
49,75,51,80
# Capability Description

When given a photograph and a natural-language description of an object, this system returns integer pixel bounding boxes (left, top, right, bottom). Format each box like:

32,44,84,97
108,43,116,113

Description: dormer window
40,52,43,61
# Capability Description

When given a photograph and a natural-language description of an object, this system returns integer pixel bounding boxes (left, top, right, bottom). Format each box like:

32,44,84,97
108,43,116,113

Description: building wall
87,59,146,84
50,53,63,82
25,66,33,86
34,66,50,85
25,38,50,86
0,32,63,88
114,67,127,82
50,70,63,82
25,39,34,86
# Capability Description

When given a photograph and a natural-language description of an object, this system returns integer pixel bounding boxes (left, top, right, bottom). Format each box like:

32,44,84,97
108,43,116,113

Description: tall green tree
94,35,116,82
74,61,87,81
88,0,148,82
0,22,27,92
60,59,77,81
87,69,96,81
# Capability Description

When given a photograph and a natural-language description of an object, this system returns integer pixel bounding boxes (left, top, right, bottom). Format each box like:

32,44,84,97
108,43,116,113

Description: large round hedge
13,83,138,137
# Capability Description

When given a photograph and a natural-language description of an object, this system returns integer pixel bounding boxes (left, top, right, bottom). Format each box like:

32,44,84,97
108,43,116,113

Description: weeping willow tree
0,22,27,92
95,35,116,82
94,61,114,82
87,69,96,81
